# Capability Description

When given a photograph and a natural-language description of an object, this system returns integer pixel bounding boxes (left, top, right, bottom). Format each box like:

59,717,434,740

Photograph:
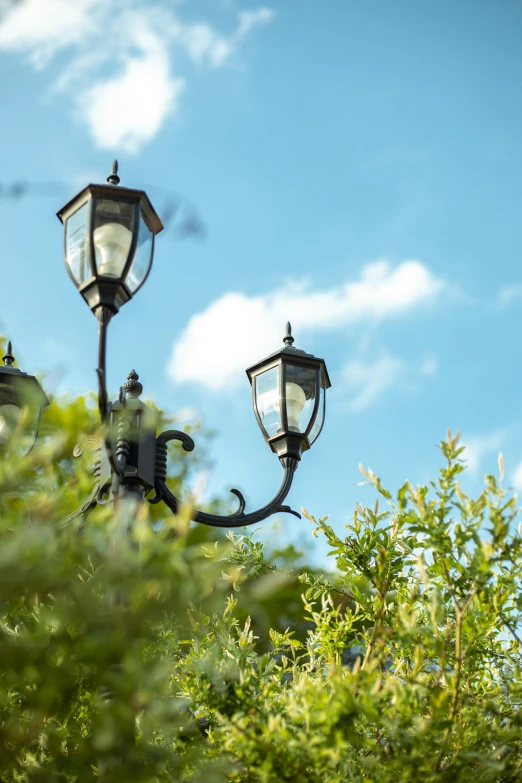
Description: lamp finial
283,321,294,346
107,160,120,186
124,369,143,397
2,341,14,367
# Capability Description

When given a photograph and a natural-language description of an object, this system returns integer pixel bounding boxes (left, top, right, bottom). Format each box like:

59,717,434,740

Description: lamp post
9,163,331,529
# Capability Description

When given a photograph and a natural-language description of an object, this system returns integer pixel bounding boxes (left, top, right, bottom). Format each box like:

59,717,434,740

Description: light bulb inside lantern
93,222,133,278
285,381,306,431
0,403,21,446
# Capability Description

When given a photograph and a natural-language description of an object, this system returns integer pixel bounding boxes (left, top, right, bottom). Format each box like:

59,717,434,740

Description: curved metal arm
149,430,301,527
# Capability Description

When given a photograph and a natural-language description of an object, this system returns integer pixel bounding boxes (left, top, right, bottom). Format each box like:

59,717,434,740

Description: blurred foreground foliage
1,390,522,781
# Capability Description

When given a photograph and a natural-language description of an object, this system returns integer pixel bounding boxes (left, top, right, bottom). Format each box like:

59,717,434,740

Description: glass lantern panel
255,366,282,438
0,382,22,448
0,403,22,446
308,384,325,444
284,364,316,433
65,202,89,285
93,198,135,279
126,213,153,293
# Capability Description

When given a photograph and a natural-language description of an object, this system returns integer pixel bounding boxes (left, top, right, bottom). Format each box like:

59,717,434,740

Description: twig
501,614,522,647
435,590,476,772
361,578,389,670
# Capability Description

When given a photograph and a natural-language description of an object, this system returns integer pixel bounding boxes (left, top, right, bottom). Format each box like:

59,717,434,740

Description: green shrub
0,412,521,781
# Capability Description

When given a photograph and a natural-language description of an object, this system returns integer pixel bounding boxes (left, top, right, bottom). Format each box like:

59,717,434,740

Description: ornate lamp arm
149,430,301,527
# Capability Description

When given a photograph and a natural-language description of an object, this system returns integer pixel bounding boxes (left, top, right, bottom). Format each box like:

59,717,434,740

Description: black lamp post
11,163,331,529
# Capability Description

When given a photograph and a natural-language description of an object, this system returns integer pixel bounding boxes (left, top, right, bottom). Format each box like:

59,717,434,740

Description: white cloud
174,406,199,423
81,40,184,154
179,23,233,68
419,353,439,377
0,0,101,66
169,6,273,68
236,8,274,40
495,284,522,308
461,431,505,476
0,0,274,152
167,259,445,391
342,354,403,412
339,349,440,412
512,460,522,492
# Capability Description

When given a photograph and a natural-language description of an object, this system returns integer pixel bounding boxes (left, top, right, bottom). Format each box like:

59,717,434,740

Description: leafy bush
1,405,521,781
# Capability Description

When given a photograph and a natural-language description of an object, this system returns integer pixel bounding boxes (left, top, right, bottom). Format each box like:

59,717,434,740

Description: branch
500,613,522,647
361,577,389,671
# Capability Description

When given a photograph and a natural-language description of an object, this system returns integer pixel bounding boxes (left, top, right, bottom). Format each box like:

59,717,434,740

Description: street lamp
56,161,164,423
13,163,331,529
0,342,49,452
56,161,163,316
247,321,330,462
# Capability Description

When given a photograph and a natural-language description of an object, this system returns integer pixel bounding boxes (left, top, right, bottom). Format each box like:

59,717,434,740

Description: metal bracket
148,429,301,528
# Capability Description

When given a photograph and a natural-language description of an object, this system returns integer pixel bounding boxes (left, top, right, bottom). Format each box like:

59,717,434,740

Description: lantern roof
56,161,164,236
0,342,49,409
246,322,331,389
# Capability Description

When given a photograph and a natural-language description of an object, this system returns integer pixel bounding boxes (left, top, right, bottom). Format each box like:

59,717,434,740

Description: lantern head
57,161,163,316
0,342,49,451
246,323,331,462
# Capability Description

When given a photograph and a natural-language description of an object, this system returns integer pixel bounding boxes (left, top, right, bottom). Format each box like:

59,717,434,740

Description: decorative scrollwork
149,429,301,527
102,419,128,479
149,429,194,505
157,429,195,452
229,487,246,516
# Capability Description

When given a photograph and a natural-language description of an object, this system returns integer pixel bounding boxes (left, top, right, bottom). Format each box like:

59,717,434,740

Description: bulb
93,222,133,278
285,382,306,431
0,404,21,446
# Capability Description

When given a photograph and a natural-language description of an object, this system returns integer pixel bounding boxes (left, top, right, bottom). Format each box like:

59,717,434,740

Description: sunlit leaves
1,395,522,781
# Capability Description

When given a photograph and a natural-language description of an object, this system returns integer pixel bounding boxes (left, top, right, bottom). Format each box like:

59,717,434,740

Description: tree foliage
1,386,521,781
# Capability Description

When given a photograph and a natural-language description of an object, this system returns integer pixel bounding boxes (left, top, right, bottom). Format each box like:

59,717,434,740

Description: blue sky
1,0,522,562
